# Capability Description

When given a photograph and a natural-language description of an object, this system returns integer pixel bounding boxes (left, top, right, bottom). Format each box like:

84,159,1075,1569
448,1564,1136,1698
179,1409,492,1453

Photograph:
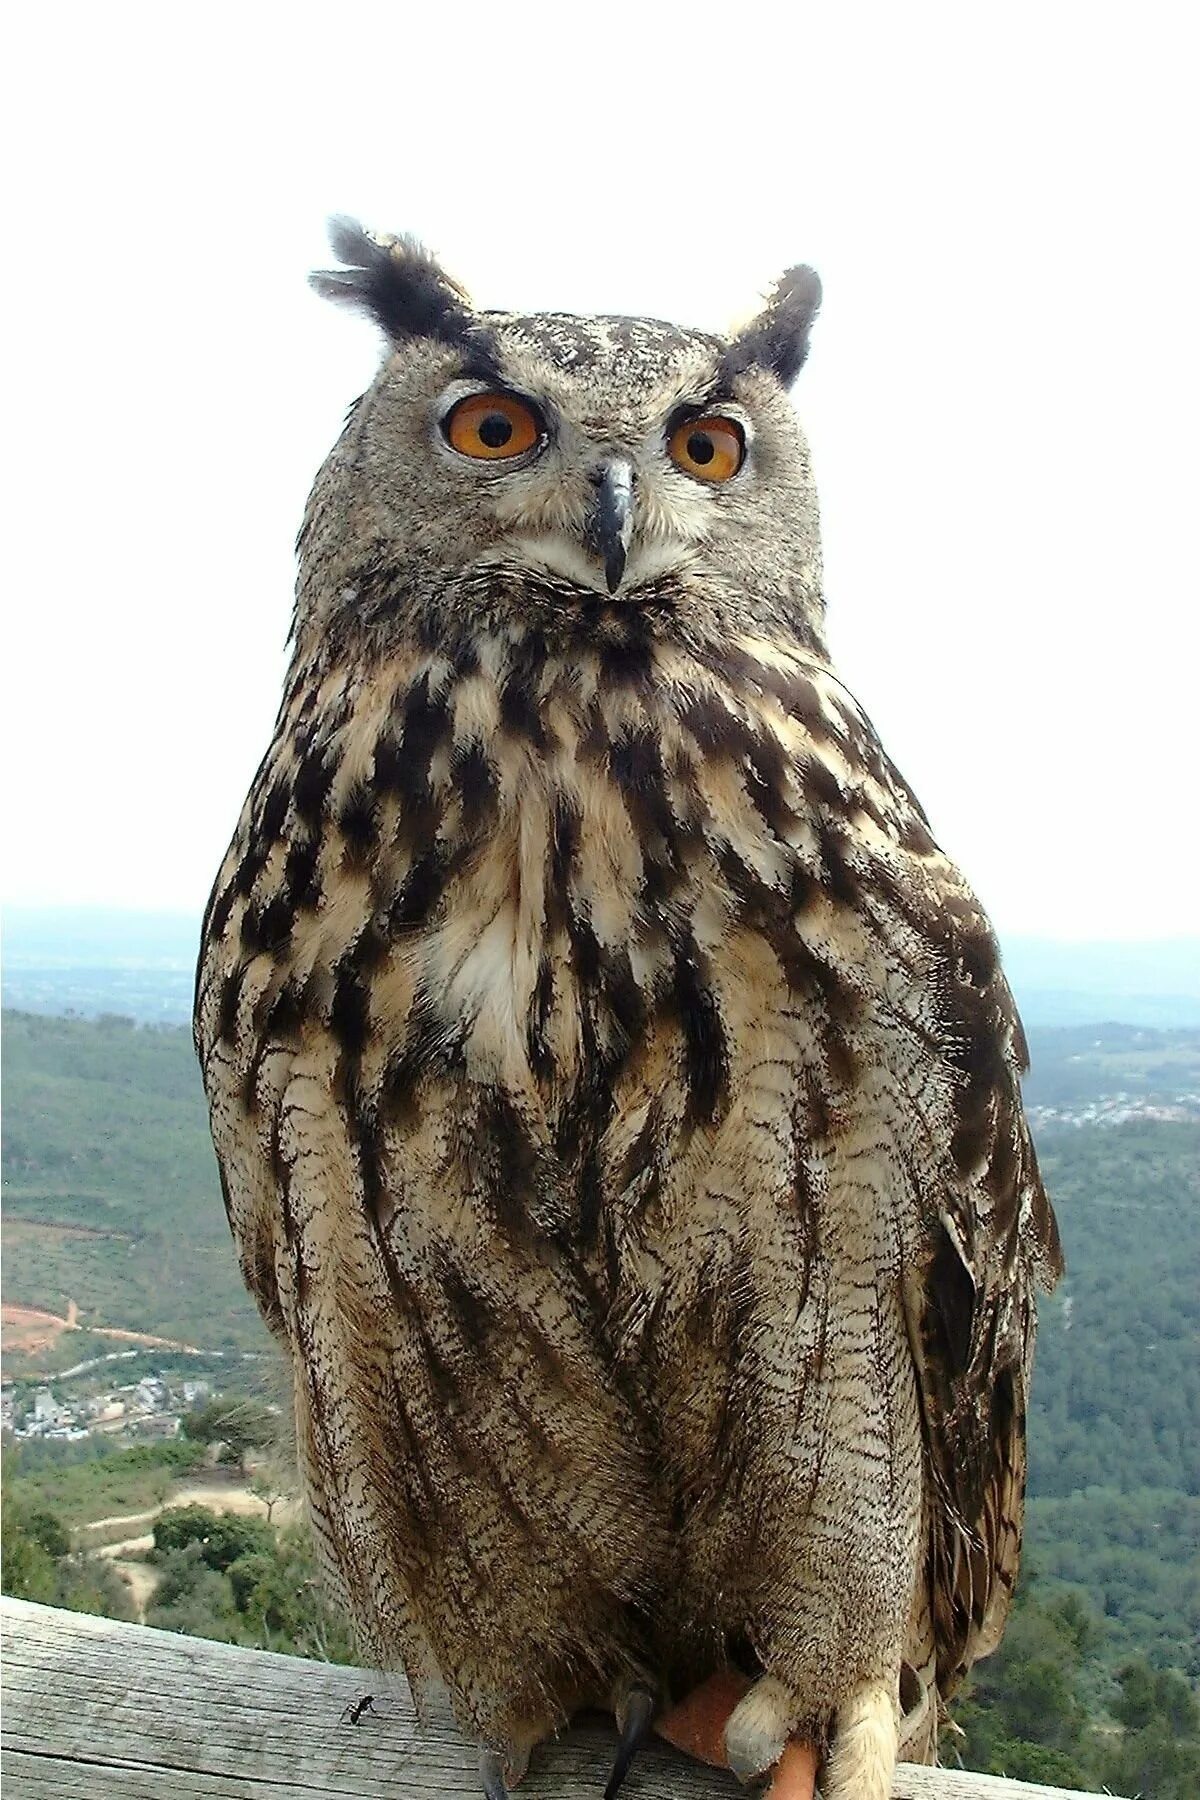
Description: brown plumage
195,221,1061,1800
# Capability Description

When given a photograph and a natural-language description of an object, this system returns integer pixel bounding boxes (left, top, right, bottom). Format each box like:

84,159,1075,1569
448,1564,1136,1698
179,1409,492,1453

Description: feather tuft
724,265,823,387
310,216,485,356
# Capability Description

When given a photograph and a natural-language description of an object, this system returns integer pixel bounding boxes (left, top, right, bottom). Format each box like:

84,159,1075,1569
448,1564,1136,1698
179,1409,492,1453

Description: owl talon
604,1685,655,1798
480,1750,509,1800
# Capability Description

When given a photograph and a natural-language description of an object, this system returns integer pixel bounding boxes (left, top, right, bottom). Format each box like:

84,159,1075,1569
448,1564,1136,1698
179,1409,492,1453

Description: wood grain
1,1599,1107,1799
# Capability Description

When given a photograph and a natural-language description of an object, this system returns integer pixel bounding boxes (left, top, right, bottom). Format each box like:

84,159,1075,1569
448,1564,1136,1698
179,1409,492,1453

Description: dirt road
82,1481,299,1536
2,1297,205,1359
107,1557,161,1618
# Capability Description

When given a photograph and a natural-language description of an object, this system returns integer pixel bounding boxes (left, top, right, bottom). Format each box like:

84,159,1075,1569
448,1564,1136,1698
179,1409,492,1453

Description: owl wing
816,669,1057,1692
893,857,1062,1693
728,647,1064,1694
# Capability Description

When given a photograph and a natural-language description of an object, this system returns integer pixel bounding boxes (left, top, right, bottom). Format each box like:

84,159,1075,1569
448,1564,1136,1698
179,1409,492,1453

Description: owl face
306,223,825,657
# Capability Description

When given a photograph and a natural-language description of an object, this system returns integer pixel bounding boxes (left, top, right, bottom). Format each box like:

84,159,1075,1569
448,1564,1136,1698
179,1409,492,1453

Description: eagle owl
196,220,1062,1800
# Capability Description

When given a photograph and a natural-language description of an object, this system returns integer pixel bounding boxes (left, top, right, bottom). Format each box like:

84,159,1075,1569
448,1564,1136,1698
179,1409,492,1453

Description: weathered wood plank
1,1599,1104,1798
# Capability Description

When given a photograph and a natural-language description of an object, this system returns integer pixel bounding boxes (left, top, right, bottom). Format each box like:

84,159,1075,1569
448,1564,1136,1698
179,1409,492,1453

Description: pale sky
4,3,1197,939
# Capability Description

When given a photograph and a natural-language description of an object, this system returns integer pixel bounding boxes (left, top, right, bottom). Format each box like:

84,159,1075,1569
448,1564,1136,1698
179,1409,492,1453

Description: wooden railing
1,1598,1106,1798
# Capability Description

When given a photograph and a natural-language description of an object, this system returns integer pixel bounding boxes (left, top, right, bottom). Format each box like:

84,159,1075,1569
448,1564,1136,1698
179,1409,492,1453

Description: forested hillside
1,1011,269,1357
1024,1122,1199,1679
3,1010,1198,1791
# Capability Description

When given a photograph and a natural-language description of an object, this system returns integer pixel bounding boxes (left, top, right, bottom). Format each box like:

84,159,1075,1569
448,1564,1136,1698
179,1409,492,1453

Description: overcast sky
4,3,1196,941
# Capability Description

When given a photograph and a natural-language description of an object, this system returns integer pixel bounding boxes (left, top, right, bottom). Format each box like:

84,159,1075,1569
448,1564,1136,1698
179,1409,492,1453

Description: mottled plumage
196,221,1061,1799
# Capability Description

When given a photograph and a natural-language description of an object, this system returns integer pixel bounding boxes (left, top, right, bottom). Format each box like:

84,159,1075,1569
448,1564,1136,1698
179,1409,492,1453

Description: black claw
480,1750,509,1800
605,1686,656,1800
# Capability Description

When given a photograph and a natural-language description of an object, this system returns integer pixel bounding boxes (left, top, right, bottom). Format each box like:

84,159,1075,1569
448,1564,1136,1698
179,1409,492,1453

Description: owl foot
603,1684,655,1799
656,1671,818,1799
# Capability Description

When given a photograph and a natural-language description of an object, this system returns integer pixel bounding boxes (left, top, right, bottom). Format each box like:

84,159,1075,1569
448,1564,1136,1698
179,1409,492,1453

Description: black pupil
687,430,715,465
478,412,514,449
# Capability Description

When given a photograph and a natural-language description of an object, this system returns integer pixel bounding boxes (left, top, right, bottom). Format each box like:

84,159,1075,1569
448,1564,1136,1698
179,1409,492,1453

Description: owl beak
585,459,634,593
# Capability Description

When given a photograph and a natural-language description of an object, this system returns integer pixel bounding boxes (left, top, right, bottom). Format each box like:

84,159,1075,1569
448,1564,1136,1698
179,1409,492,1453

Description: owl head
302,219,825,663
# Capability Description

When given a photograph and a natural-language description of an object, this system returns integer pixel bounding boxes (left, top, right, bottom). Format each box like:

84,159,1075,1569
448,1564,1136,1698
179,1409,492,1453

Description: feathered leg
822,1682,898,1800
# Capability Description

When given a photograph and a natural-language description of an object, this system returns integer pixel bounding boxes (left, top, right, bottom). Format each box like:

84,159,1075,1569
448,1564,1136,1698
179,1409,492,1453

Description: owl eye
667,414,745,483
444,391,544,461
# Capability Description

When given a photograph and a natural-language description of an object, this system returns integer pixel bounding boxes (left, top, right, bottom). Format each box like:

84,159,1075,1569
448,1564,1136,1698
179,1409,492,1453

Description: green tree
959,1586,1091,1755
1,1495,57,1604
181,1400,278,1475
225,1525,356,1661
988,1740,1094,1787
1096,1660,1200,1800
1100,1720,1200,1800
153,1505,273,1572
1112,1660,1199,1736
948,1583,1101,1786
152,1543,211,1608
52,1554,136,1622
23,1508,71,1559
145,1545,238,1639
143,1523,355,1662
226,1550,276,1614
249,1465,293,1526
2,1493,135,1622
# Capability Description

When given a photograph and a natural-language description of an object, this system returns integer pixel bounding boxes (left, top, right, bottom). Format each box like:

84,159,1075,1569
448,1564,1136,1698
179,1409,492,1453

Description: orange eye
444,391,543,460
667,415,745,483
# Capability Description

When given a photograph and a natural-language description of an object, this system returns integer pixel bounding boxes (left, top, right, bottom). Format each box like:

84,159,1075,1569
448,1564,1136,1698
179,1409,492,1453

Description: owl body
196,229,1060,1798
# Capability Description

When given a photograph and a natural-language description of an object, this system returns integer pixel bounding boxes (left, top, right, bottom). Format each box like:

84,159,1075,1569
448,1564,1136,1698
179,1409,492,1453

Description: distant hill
1002,936,1200,1029
1,1011,270,1362
5,907,1200,1028
2,907,199,1025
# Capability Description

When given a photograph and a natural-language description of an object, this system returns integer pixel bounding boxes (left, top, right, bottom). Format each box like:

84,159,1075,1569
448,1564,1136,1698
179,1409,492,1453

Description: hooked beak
584,460,634,593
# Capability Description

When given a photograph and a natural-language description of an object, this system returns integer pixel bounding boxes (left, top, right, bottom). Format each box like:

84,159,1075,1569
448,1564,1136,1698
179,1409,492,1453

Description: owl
195,219,1062,1800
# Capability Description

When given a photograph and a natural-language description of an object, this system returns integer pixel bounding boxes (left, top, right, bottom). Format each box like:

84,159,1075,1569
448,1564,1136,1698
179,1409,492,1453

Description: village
1,1352,213,1445
1026,1091,1200,1129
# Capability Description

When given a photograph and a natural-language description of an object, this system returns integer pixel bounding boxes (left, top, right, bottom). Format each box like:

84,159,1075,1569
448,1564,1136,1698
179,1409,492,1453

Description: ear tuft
725,265,822,387
310,217,482,353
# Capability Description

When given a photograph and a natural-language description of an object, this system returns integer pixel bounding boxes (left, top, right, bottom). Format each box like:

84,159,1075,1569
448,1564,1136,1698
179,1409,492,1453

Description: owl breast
201,620,948,1310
